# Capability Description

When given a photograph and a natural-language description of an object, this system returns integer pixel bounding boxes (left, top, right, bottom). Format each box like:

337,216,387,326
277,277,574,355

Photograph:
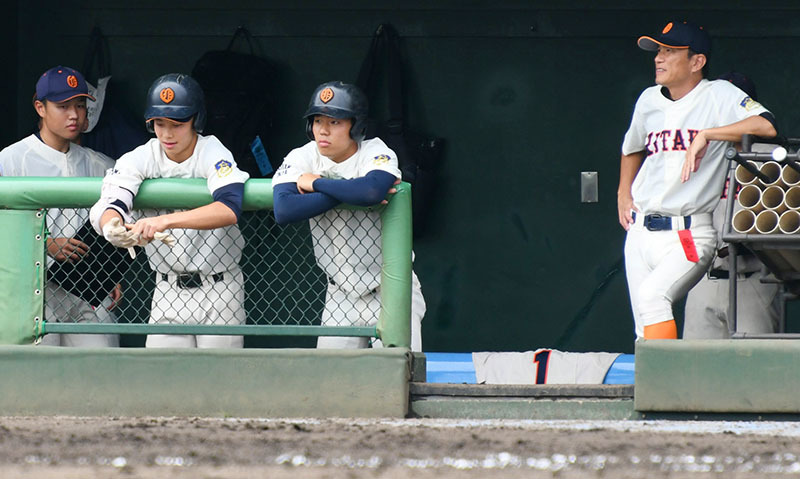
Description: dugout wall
8,1,800,353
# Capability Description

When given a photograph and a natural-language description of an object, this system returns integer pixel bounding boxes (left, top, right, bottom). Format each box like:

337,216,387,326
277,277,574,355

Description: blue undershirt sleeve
312,170,397,207
212,183,245,221
273,182,341,224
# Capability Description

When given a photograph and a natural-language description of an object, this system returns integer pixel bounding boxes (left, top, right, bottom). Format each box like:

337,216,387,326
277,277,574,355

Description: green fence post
0,210,44,344
376,182,413,348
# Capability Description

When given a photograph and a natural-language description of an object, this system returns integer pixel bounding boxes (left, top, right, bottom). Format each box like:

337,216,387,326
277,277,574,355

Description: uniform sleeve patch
740,96,762,111
373,154,391,165
215,159,232,177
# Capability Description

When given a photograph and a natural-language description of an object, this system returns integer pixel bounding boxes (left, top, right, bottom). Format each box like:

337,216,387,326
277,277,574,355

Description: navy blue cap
638,21,711,56
35,66,95,102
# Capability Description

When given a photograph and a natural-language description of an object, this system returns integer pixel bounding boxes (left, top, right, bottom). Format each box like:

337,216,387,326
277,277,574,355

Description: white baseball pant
624,213,716,338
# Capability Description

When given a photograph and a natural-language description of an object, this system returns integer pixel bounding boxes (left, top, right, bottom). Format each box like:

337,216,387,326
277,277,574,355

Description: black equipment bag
80,26,150,159
192,26,277,177
47,220,136,307
356,23,443,238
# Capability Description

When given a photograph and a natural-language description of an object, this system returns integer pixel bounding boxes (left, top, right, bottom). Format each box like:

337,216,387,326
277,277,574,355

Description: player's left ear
690,53,707,74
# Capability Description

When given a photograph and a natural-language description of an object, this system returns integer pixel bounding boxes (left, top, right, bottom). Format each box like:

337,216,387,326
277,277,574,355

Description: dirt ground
1,416,800,478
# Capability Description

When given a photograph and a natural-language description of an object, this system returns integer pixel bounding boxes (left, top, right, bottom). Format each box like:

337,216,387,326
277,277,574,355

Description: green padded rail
0,177,411,347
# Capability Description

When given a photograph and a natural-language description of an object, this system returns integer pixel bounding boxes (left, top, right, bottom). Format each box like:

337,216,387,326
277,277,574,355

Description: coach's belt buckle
177,273,203,289
644,214,670,231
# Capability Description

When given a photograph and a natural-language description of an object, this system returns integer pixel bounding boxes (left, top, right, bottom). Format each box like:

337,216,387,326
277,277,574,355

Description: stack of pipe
732,146,800,234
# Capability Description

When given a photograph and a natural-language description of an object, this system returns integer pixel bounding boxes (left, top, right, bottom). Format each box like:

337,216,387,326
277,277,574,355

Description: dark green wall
12,1,800,353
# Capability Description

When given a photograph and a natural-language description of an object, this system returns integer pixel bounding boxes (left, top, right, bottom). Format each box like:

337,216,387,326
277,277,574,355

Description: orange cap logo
160,87,175,104
66,75,78,88
662,22,673,34
319,87,334,103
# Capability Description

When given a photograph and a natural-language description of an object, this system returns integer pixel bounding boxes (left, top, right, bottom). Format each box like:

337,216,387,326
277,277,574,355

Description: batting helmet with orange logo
303,81,368,142
144,73,206,133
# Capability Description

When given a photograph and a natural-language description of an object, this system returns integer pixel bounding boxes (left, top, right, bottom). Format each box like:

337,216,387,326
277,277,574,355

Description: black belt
708,269,755,280
161,272,224,289
632,212,692,231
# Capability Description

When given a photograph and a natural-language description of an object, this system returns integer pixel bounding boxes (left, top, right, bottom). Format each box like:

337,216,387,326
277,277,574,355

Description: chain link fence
43,207,390,330
0,178,412,347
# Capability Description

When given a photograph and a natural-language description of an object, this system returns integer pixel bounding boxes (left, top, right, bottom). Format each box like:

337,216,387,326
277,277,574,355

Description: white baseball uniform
91,134,249,348
0,134,119,347
273,137,425,351
622,79,771,338
473,350,621,385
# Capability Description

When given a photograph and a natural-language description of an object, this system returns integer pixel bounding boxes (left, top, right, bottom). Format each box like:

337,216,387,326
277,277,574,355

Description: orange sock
644,320,678,339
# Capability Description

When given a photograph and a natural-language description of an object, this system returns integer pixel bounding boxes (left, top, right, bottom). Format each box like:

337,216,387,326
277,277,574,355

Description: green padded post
377,182,413,348
0,210,44,344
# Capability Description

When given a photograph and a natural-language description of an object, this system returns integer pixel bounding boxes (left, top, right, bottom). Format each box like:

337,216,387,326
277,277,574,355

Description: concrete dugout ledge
636,339,800,413
0,346,411,418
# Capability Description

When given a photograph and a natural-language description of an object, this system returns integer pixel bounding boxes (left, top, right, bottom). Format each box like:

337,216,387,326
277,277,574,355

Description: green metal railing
0,177,412,348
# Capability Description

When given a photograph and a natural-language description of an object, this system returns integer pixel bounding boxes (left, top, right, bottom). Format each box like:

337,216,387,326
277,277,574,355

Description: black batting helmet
303,81,368,142
144,73,206,133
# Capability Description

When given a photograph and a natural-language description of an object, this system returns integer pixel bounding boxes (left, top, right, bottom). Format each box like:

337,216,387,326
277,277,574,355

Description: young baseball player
683,72,780,338
272,81,425,351
90,73,250,348
618,21,777,340
0,65,120,347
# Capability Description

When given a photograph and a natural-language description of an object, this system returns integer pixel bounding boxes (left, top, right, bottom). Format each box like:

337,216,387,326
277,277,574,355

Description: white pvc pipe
755,209,780,234
732,209,756,234
785,186,800,210
737,184,763,212
779,210,800,234
761,185,786,213
758,161,782,187
781,164,800,188
734,161,759,186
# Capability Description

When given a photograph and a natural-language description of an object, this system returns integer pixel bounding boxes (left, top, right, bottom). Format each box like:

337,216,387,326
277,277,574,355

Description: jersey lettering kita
644,128,699,156
622,79,769,217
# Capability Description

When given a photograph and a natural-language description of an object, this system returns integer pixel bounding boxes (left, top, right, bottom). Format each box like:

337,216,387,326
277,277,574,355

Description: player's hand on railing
46,237,89,264
381,178,402,205
297,173,322,193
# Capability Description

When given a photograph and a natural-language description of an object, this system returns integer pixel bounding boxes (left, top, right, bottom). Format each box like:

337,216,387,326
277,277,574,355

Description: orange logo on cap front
66,75,78,88
319,87,334,103
160,87,175,104
662,22,673,34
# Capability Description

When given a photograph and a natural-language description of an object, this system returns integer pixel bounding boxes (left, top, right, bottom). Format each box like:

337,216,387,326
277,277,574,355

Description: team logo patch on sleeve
740,96,762,111
215,159,233,177
373,154,391,165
